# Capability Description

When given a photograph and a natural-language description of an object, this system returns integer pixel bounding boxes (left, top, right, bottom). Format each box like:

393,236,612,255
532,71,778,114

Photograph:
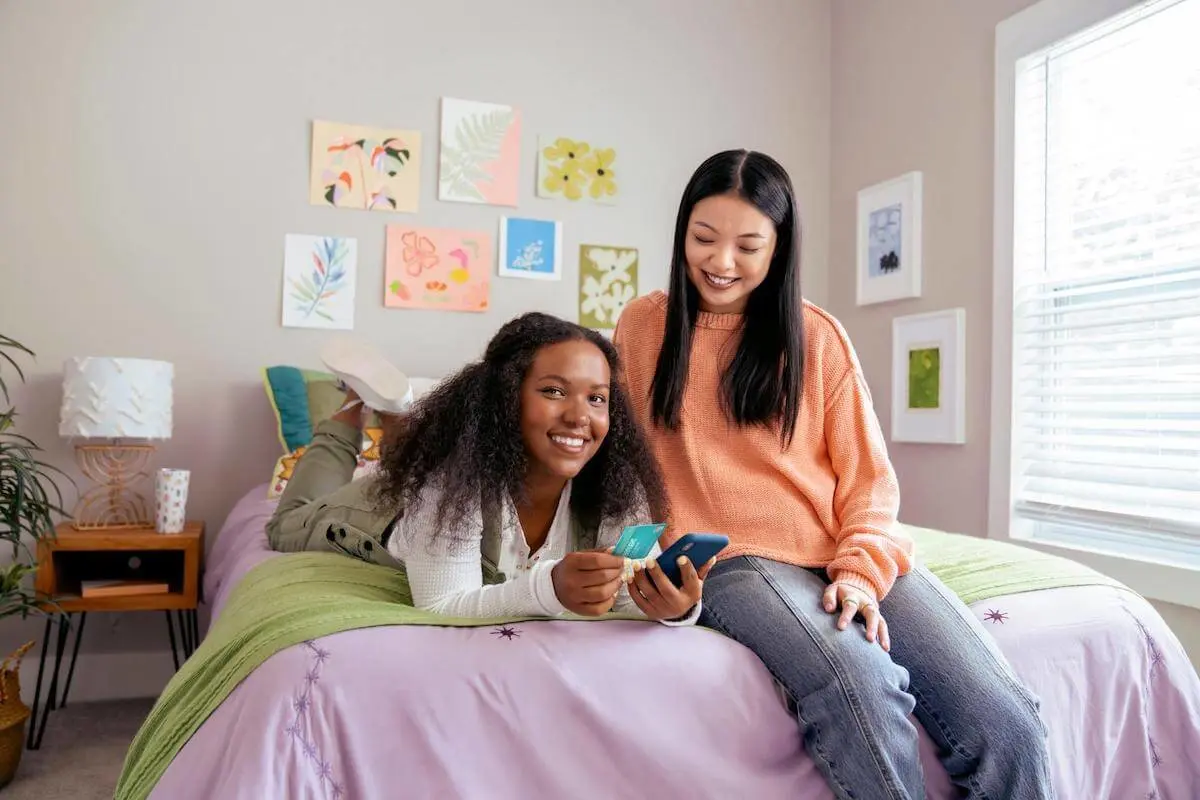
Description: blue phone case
657,533,729,586
612,523,665,559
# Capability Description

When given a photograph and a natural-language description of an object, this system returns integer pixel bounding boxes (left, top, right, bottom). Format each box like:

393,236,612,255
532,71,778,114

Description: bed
118,485,1200,800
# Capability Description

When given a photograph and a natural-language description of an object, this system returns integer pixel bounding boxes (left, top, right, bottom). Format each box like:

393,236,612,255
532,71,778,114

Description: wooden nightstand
27,521,205,750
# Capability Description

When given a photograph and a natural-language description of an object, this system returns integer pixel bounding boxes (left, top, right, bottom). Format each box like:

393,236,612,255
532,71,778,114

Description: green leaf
324,184,337,205
0,335,72,619
289,285,317,305
0,335,34,356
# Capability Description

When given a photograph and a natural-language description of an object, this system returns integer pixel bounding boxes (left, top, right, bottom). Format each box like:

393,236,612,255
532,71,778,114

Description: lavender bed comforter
149,487,1200,799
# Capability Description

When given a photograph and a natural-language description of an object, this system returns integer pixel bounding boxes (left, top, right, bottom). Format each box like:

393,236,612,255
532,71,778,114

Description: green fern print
439,109,513,202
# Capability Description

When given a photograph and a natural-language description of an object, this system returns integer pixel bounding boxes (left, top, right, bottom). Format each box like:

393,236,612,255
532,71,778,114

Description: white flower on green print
580,275,610,322
604,281,635,318
581,276,636,325
581,247,637,325
585,247,636,288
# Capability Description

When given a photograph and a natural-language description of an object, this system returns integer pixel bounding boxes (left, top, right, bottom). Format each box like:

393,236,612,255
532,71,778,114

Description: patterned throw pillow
262,364,439,498
262,366,377,453
262,366,439,453
266,430,383,500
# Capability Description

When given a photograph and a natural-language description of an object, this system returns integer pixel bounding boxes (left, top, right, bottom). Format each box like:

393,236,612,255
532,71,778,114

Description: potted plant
0,334,67,787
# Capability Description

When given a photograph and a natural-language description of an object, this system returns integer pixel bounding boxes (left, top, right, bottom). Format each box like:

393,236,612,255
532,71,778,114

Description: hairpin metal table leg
26,614,71,750
190,609,200,651
25,617,54,750
165,611,180,671
176,610,194,658
58,611,88,709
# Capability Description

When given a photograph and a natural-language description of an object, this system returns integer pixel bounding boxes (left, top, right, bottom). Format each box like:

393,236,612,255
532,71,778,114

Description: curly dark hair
374,312,666,538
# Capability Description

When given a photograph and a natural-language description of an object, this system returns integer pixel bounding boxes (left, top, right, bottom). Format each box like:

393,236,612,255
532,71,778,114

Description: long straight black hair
650,150,805,447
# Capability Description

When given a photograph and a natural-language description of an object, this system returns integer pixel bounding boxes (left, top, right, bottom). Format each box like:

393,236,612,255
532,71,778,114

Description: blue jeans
699,557,1053,800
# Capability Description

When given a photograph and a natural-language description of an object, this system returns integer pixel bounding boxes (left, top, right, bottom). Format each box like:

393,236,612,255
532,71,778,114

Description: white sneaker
319,336,413,415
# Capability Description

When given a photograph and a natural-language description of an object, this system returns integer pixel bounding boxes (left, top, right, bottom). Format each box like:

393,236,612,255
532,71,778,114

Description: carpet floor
3,698,153,800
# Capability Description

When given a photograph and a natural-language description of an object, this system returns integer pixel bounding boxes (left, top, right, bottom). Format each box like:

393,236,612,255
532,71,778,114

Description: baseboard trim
17,650,175,706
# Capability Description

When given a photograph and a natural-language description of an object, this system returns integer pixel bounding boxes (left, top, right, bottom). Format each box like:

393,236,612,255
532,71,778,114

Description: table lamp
58,357,174,530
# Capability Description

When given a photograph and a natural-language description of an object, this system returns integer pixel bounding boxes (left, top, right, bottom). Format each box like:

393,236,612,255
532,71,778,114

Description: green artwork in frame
907,346,940,410
579,244,637,330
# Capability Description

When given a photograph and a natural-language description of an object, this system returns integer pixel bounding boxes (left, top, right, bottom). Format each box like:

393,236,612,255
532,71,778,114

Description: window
1002,0,1200,566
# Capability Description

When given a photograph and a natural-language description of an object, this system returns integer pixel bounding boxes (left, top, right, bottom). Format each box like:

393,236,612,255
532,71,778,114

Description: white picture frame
856,171,923,306
891,308,966,445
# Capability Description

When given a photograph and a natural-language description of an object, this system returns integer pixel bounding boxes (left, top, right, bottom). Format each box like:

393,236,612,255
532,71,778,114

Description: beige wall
0,0,831,695
829,0,1200,666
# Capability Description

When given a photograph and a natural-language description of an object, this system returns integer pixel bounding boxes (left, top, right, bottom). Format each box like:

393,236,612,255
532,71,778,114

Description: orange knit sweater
614,291,914,601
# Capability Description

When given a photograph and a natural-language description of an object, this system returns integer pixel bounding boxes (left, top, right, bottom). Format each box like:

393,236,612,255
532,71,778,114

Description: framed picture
856,171,923,306
498,217,563,281
891,308,965,444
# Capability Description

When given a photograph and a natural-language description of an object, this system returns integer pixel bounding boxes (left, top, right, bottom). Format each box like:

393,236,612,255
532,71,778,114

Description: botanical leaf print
439,108,514,202
282,234,357,330
290,238,350,322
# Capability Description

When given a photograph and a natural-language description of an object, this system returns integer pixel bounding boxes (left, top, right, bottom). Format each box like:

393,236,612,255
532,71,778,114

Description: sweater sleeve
823,370,914,601
400,483,567,619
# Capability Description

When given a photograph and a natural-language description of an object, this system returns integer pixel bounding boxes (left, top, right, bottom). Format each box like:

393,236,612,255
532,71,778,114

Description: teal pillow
262,366,313,452
262,366,375,452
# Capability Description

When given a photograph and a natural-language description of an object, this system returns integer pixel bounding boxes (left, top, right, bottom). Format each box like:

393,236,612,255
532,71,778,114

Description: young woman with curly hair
266,314,705,624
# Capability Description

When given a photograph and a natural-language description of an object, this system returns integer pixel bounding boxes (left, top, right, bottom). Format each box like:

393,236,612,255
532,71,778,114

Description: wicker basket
0,641,34,789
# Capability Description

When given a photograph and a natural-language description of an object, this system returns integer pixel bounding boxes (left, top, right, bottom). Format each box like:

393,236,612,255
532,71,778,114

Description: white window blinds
1011,0,1200,551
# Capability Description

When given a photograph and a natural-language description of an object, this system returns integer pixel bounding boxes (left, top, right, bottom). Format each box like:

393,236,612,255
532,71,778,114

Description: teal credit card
612,523,666,559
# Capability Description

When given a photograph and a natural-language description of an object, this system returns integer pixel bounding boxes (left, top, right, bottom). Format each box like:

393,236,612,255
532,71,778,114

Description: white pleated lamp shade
59,357,174,439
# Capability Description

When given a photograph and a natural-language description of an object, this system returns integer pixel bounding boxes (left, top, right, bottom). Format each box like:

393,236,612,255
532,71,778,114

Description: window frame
990,0,1200,610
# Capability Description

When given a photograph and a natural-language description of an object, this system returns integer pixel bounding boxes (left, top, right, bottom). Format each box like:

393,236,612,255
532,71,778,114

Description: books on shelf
79,580,171,599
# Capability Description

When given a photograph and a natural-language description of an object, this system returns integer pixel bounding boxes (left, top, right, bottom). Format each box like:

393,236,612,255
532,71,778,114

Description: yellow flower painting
581,148,617,201
537,136,618,205
543,162,585,201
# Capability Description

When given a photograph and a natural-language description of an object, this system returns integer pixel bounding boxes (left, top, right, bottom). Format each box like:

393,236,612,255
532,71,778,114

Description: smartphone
612,523,666,560
656,533,729,586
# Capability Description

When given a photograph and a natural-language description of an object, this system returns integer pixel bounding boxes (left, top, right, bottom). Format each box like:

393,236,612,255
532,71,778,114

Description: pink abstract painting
384,226,492,313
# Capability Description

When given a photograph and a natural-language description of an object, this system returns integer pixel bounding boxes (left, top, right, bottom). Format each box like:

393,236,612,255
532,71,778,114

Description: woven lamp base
71,443,157,530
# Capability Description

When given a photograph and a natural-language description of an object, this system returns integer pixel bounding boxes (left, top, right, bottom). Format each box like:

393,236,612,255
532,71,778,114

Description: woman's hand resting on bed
552,550,627,616
627,557,712,622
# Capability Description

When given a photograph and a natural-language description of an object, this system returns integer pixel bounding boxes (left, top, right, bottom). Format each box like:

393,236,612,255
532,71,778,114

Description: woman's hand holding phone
627,556,713,621
551,550,626,616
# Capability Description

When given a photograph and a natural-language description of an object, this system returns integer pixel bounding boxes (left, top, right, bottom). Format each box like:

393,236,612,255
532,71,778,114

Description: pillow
263,365,440,452
262,366,314,453
267,444,382,500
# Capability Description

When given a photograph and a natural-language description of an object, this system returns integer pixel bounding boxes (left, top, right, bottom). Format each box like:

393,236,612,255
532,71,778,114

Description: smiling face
519,339,612,481
684,193,778,314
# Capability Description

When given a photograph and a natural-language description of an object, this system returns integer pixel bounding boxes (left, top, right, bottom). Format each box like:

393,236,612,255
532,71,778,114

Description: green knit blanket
902,524,1125,604
115,527,1125,799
